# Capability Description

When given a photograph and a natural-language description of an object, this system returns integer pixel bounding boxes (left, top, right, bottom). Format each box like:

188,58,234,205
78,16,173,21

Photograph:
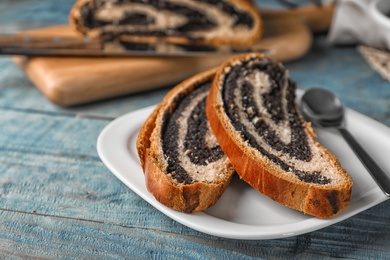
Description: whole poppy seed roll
69,0,263,46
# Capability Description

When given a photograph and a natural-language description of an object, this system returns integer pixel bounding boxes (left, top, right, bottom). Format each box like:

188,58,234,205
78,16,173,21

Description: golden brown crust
69,0,263,46
206,53,353,218
136,103,161,172
136,68,235,213
69,0,90,35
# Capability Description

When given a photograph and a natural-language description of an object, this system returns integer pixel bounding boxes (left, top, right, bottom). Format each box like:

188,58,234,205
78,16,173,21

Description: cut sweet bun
69,0,263,46
206,53,353,218
136,68,235,213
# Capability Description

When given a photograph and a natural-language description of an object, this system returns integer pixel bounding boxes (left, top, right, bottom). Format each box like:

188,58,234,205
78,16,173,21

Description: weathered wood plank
0,109,175,229
0,109,390,258
0,0,72,28
0,206,389,259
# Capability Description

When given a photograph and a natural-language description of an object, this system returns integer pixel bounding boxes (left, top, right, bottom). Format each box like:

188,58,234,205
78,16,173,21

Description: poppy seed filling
162,82,225,184
222,57,332,185
79,0,254,39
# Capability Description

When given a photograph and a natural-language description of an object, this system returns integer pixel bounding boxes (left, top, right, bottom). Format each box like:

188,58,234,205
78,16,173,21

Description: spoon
301,88,390,197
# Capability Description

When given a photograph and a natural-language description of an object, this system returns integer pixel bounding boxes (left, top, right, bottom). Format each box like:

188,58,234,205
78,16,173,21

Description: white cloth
328,0,390,50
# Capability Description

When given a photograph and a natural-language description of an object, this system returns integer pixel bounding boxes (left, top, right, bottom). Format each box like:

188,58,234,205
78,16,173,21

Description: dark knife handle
339,127,390,196
0,35,101,49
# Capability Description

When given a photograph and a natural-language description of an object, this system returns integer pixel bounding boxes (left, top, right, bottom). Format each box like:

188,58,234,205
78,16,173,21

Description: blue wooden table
1,1,390,258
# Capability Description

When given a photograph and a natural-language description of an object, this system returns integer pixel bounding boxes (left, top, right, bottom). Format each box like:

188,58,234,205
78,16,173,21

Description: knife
0,35,271,57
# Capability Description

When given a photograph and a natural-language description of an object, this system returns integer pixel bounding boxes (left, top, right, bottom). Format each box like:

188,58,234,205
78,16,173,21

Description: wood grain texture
0,189,389,259
259,1,335,33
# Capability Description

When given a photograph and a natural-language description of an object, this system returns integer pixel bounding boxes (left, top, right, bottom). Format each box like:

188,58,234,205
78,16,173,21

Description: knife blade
0,35,271,57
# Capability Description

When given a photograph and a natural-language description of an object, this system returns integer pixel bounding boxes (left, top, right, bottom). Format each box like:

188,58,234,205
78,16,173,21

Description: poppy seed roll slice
206,53,353,218
137,69,235,213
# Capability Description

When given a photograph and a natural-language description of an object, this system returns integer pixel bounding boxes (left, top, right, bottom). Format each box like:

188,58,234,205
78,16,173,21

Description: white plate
97,93,390,240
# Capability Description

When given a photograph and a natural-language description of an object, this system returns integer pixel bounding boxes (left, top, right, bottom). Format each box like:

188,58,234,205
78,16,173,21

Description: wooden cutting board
13,19,311,106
